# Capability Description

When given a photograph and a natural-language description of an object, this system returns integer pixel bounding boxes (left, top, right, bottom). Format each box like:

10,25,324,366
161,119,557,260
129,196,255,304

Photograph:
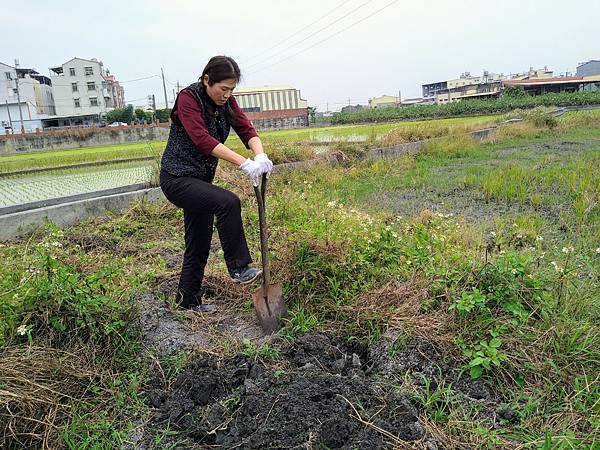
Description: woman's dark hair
201,56,241,86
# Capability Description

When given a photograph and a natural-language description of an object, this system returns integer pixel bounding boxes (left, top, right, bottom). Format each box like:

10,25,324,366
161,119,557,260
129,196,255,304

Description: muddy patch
369,186,545,225
138,334,515,449
138,289,264,358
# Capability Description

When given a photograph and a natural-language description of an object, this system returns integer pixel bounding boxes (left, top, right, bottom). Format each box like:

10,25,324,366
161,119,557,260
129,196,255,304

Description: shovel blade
252,283,287,334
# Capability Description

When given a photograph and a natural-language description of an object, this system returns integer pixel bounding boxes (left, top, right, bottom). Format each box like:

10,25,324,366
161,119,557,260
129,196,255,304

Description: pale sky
2,0,599,111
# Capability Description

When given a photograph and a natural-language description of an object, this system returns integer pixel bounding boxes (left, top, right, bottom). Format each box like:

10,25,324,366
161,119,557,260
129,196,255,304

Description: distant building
509,66,553,80
400,97,430,106
48,57,124,127
576,60,600,77
422,81,448,101
234,85,307,112
0,61,56,133
104,73,125,109
233,85,309,130
503,75,600,95
423,71,505,104
369,95,399,108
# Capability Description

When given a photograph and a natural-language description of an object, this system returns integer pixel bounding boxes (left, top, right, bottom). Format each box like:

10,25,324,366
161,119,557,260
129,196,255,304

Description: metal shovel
252,173,287,334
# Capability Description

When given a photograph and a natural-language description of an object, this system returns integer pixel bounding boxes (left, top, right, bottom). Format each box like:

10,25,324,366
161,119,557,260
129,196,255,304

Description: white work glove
239,158,264,186
254,153,273,177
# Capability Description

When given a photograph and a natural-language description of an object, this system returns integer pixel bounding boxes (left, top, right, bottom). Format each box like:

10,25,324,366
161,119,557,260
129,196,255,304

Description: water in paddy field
0,161,155,208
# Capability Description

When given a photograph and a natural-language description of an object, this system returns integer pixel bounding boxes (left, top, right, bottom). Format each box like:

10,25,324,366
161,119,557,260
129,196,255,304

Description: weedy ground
0,110,598,449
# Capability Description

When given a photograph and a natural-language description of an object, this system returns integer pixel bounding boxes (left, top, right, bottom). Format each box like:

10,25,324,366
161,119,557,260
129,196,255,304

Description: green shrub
330,91,600,125
0,234,132,347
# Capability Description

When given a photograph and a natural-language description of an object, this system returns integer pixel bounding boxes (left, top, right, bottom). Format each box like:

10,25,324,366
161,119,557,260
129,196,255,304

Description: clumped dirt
136,333,516,449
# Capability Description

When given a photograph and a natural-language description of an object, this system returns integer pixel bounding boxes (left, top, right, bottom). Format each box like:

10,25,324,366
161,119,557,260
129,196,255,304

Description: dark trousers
160,171,252,307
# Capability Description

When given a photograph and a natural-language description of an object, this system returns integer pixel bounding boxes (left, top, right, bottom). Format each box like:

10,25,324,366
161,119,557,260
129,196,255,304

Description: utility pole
398,89,402,106
14,59,25,133
147,94,156,112
176,80,180,94
5,100,13,132
161,68,169,109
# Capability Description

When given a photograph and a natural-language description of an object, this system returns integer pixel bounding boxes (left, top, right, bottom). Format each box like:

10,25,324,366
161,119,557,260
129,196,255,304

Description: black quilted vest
160,82,231,182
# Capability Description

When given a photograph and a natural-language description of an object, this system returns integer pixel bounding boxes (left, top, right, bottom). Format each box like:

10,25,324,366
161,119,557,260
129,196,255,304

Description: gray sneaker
229,265,262,284
187,304,218,314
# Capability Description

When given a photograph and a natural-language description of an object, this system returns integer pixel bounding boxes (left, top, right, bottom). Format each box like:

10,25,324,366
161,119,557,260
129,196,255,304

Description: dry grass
379,121,495,148
483,121,541,144
0,346,104,449
337,278,453,345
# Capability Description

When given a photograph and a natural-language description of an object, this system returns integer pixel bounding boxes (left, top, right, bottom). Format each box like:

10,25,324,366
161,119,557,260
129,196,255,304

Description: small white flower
512,223,518,228
17,324,28,336
490,231,497,238
392,232,398,238
562,246,574,254
327,200,337,208
550,261,564,273
535,235,544,242
511,269,518,275
596,248,600,254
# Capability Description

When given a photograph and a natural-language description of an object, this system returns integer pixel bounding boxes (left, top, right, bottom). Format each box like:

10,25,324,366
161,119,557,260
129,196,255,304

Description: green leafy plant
450,288,487,314
462,331,508,379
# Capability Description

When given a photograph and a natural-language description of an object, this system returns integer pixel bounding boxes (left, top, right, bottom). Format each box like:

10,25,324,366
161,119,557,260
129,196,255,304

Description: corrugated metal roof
503,76,585,86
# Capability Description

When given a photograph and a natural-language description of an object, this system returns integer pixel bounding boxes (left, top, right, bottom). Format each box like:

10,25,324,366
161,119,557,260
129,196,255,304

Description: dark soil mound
143,334,513,449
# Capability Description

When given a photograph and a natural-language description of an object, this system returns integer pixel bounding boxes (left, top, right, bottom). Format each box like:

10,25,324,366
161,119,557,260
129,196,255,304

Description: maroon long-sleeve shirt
171,90,258,155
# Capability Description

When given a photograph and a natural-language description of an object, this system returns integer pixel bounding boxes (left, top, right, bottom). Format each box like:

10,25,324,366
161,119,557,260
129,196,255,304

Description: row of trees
329,90,600,125
105,105,171,125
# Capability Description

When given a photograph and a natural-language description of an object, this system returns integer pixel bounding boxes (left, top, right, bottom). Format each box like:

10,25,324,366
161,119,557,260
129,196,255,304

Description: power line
248,0,399,75
239,0,349,65
245,0,373,70
120,75,160,83
49,74,160,87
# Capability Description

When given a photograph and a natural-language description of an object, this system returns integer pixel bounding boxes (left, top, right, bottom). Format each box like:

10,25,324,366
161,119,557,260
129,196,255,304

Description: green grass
1,115,498,174
0,141,164,173
1,110,599,448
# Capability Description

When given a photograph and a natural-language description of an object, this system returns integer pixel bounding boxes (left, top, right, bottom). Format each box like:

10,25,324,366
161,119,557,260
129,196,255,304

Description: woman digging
160,55,273,313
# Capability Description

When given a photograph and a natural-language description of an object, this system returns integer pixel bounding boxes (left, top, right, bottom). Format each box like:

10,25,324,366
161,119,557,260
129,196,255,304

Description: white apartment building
0,62,56,133
48,57,124,126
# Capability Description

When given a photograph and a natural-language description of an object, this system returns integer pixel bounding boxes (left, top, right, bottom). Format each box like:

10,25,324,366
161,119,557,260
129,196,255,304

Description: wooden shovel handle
254,173,270,297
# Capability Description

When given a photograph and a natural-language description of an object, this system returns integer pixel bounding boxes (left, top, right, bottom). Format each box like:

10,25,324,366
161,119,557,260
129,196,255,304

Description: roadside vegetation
0,110,598,448
329,91,600,125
